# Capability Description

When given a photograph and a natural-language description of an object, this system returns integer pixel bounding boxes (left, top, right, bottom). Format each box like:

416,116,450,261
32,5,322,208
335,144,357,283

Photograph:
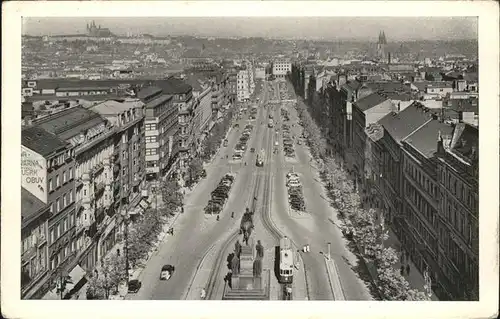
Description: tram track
204,102,267,300
257,101,311,300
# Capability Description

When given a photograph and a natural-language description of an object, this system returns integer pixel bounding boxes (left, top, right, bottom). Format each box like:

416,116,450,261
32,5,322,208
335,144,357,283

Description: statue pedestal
223,269,270,300
253,276,262,290
231,276,239,289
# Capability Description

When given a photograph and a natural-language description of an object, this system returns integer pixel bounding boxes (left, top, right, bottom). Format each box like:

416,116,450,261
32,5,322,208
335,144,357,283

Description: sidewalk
383,229,439,300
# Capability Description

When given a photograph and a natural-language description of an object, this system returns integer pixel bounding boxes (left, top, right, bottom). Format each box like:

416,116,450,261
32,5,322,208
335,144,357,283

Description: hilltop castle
86,20,113,37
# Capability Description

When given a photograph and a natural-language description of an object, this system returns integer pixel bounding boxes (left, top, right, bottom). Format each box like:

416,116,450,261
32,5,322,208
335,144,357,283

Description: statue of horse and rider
240,207,254,246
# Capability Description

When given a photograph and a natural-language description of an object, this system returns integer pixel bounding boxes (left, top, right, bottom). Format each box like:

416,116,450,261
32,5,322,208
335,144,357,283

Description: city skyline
23,17,478,41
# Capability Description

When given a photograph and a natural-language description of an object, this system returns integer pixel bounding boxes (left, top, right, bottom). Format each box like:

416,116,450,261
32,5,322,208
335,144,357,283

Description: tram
279,236,294,284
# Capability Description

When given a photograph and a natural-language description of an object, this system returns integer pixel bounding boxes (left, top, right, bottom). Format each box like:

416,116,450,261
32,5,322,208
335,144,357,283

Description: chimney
388,52,391,65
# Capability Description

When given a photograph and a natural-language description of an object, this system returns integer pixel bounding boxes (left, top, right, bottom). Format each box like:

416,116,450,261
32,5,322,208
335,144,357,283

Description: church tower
377,31,387,61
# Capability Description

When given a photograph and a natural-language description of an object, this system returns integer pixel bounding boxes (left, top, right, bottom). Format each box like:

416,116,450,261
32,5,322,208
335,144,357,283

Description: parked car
250,147,256,153
160,265,175,280
128,279,142,293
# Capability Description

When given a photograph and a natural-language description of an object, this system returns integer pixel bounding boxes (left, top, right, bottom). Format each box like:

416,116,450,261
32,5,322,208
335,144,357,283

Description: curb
183,242,217,300
323,257,346,301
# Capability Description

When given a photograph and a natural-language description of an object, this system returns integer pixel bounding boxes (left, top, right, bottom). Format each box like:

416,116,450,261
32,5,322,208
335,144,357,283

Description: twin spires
378,30,387,45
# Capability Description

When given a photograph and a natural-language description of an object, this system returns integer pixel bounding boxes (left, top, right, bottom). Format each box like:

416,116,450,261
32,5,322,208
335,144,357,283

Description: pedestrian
216,215,220,221
406,264,410,275
400,265,405,276
231,211,234,218
200,288,206,300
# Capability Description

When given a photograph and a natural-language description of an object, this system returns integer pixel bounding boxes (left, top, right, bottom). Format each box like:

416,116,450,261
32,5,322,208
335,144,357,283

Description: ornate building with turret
376,30,387,61
86,20,113,38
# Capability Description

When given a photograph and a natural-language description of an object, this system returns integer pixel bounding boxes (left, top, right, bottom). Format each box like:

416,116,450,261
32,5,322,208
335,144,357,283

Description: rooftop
137,86,163,101
22,188,49,227
403,119,454,158
145,94,173,109
155,77,192,94
354,92,389,112
378,102,433,143
449,123,478,162
90,99,144,115
366,81,411,93
184,73,209,92
444,98,479,114
22,125,70,157
34,106,106,141
23,78,150,91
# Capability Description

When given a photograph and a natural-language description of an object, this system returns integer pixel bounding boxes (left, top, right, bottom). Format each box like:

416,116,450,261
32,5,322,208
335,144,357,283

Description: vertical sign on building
21,146,48,204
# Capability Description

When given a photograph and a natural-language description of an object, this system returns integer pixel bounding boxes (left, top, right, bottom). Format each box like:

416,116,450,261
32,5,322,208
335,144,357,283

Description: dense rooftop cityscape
19,18,479,305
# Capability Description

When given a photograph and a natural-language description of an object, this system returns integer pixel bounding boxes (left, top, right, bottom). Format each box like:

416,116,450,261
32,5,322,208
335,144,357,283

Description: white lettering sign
21,146,48,204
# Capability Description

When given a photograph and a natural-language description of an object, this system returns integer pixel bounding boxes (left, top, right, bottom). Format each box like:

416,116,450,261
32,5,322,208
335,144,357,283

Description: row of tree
294,96,428,300
87,178,183,299
200,109,233,162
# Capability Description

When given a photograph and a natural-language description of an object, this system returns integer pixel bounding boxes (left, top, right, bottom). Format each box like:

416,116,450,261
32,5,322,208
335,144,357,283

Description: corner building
21,126,77,299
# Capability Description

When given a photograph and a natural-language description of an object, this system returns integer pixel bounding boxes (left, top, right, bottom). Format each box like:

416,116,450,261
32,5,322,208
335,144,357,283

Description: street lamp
120,209,130,287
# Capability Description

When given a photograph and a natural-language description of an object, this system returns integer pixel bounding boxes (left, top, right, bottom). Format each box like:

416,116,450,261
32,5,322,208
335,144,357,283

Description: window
56,175,60,187
146,136,157,143
70,213,74,227
83,189,87,196
69,191,73,203
69,168,73,180
50,229,55,243
62,193,67,207
48,178,53,192
145,123,157,131
56,198,61,212
122,134,128,144
63,217,68,232
63,171,67,183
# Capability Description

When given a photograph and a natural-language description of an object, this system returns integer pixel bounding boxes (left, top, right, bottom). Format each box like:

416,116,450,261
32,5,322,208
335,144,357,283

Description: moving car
250,147,256,153
223,139,228,147
128,279,142,293
160,265,175,280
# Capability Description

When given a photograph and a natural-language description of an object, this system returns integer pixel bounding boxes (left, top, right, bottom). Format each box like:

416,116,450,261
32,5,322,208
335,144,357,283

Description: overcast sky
23,17,477,41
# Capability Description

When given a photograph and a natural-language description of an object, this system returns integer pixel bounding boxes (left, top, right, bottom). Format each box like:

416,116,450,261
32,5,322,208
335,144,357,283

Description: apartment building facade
21,126,77,299
154,78,194,170
33,107,115,274
273,58,292,78
185,74,213,155
90,99,147,237
351,92,394,193
237,68,250,102
435,123,479,300
400,119,454,301
138,86,177,179
21,188,51,299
